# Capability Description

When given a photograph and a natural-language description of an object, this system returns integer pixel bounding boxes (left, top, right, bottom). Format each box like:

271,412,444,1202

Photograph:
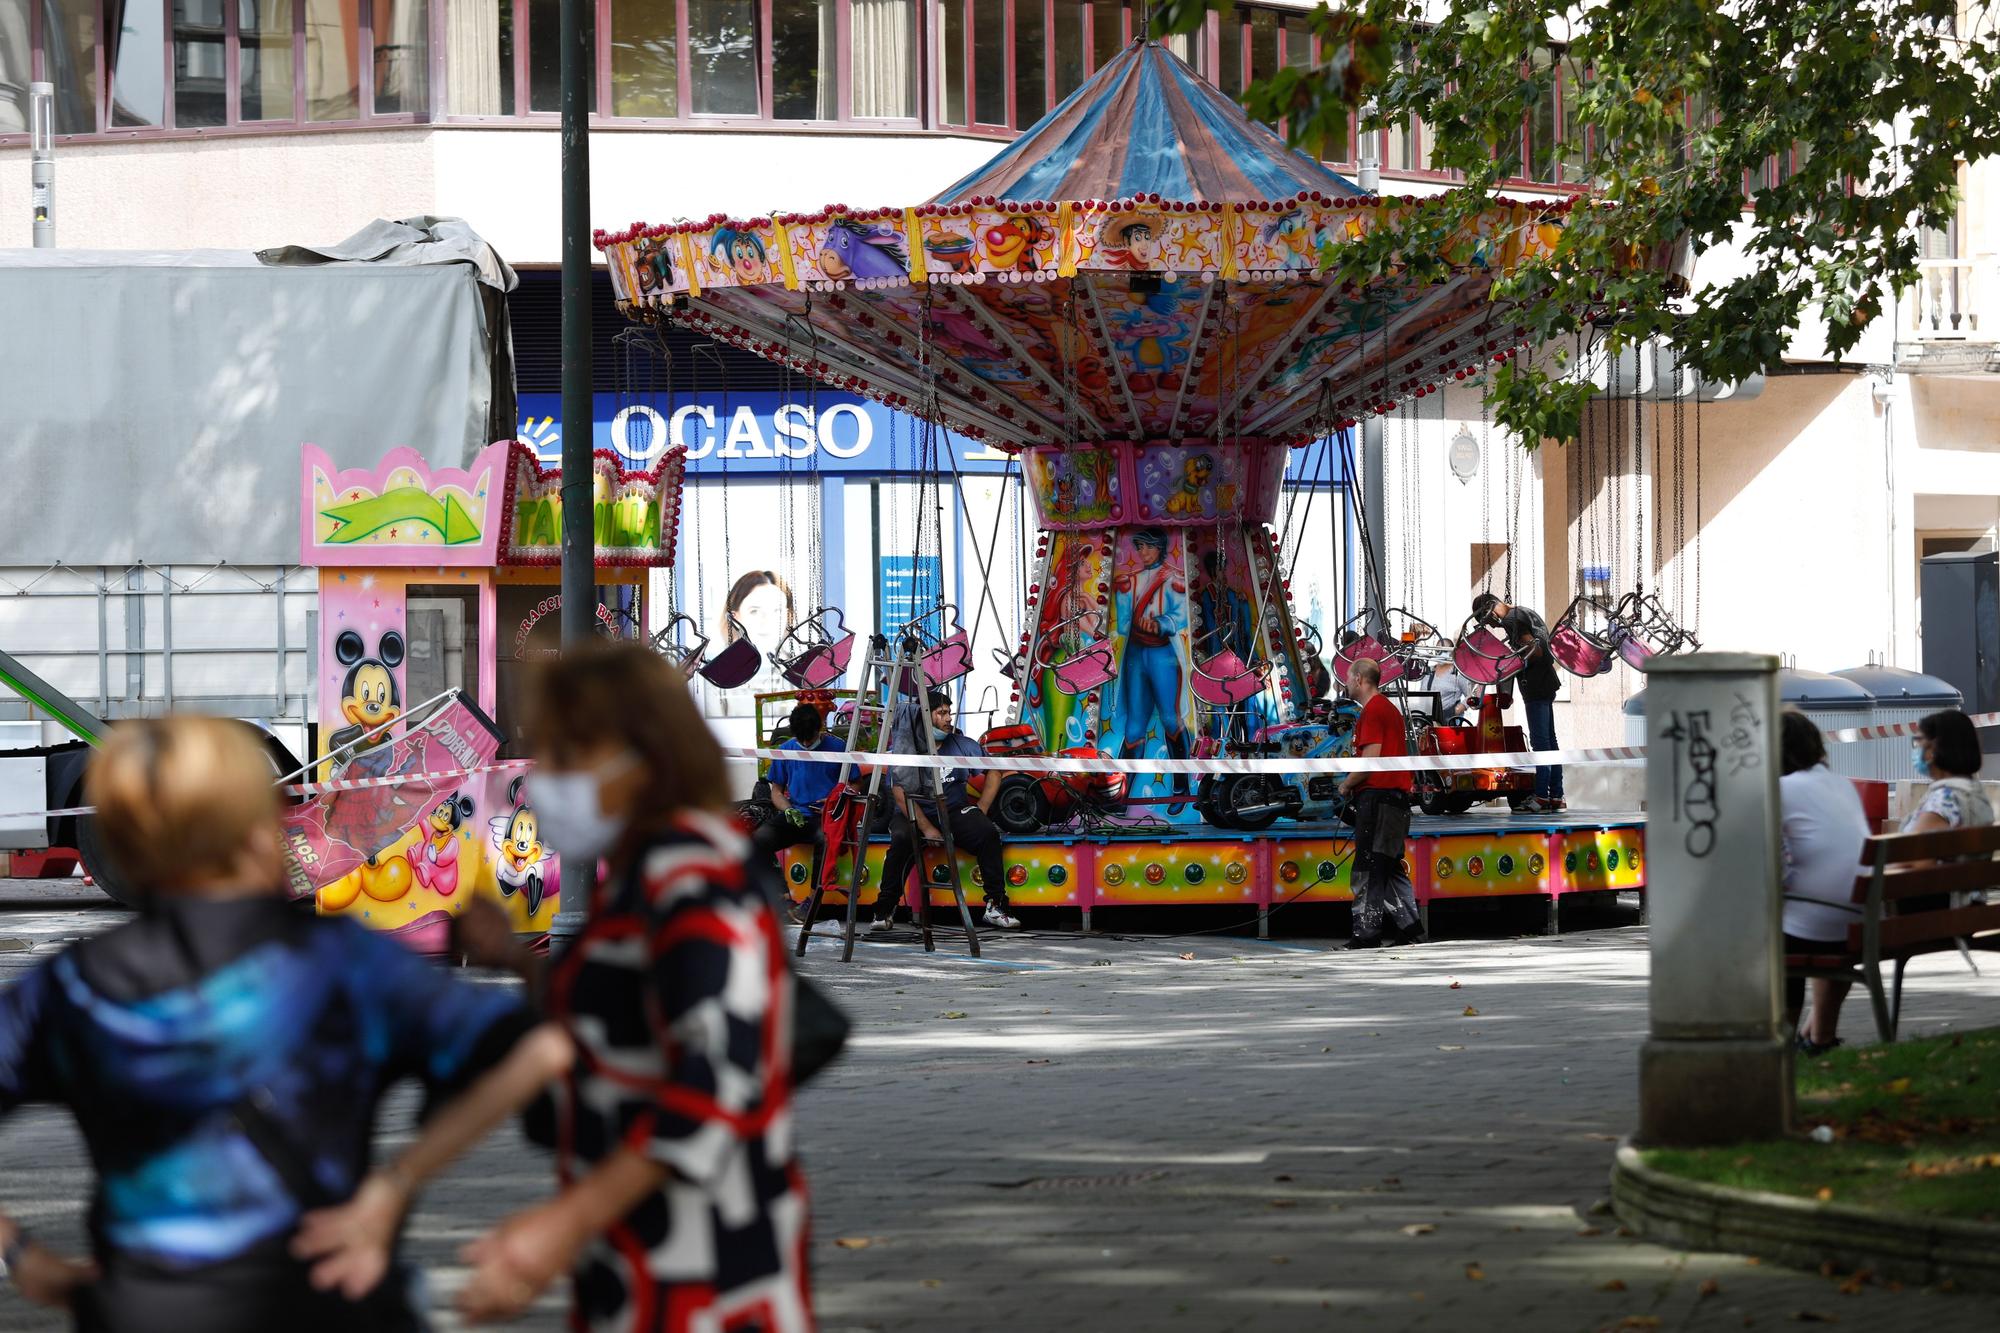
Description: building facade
4,2,1998,756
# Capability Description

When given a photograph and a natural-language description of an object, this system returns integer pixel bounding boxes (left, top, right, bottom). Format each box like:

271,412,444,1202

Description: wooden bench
1785,823,2000,1042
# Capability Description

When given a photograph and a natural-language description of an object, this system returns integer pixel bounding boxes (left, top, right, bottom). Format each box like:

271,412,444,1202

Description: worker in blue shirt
759,701,844,912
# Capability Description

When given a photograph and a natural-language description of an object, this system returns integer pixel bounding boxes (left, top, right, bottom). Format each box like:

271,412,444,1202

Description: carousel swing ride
597,39,1688,936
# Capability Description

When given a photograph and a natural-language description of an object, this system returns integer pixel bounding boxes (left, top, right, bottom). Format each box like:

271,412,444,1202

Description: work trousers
1350,788,1419,942
1524,696,1565,800
876,803,1009,915
753,811,824,916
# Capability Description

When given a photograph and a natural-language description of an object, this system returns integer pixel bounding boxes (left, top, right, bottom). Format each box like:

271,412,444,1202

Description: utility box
1920,550,2000,754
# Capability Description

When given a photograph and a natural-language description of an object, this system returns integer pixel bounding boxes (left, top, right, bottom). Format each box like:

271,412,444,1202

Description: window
1249,8,1277,85
850,0,915,118
609,0,674,116
1217,10,1242,96
1090,0,1121,71
374,0,428,113
242,0,298,121
530,0,595,112
971,0,1002,124
1012,0,1043,126
0,0,29,132
174,0,228,127
689,0,757,115
110,0,167,127
940,0,964,122
1052,0,1085,103
772,0,834,119
1526,49,1557,181
304,0,361,120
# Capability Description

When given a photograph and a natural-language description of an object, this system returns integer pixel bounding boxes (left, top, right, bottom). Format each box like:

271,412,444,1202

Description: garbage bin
1832,664,1963,781
1623,670,1874,777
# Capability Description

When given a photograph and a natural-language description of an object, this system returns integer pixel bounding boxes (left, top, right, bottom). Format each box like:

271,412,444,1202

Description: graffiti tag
1662,709,1719,858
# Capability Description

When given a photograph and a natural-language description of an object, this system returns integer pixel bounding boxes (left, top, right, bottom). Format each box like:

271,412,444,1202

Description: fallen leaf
1438,1044,1466,1052
1815,1187,1834,1202
1746,1257,1762,1266
1449,980,1462,989
1381,1176,1401,1186
921,1278,943,1289
1463,1006,1481,1017
1321,1046,1332,1053
1576,1226,1604,1237
1584,1133,1619,1142
1735,1155,1756,1168
1836,1276,1864,1297
1179,951,1196,961
1271,1255,1291,1265
1884,1077,1911,1095
1700,1277,1722,1298
1400,1223,1437,1237
1464,1263,1486,1281
941,1011,968,1020
1269,1198,1297,1209
1598,1278,1628,1292
833,1237,875,1250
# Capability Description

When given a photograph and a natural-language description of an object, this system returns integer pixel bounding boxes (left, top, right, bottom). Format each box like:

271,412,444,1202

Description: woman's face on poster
735,581,790,652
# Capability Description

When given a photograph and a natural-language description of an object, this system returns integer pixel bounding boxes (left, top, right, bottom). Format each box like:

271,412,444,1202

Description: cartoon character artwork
1110,288,1194,395
632,234,675,295
1098,210,1167,271
1032,447,1119,527
981,214,1055,273
1112,528,1193,810
816,218,910,282
406,791,474,898
327,629,407,764
710,226,770,285
490,776,550,916
1259,208,1329,271
1165,453,1215,517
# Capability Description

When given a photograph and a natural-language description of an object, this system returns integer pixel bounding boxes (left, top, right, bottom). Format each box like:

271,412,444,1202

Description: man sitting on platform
865,689,1020,933
1338,657,1424,949
759,701,843,916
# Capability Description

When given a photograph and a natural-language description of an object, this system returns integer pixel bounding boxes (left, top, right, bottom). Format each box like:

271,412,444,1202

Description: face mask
527,754,636,867
1913,744,1932,779
932,724,954,741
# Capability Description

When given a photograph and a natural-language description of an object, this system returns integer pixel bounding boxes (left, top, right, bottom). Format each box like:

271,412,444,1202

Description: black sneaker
1345,936,1384,951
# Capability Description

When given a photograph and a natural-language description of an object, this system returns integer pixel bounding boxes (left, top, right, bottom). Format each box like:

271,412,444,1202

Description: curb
1611,1142,2000,1293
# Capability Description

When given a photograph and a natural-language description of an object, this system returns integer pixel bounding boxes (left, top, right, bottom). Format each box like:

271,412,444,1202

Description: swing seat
1192,650,1265,707
923,631,973,687
1332,634,1409,689
1615,628,1656,671
651,614,710,680
1551,624,1616,678
1050,640,1118,696
1452,624,1526,687
699,638,762,690
777,609,857,690
993,648,1026,682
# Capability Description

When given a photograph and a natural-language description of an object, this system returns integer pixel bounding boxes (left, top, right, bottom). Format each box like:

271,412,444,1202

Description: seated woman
1777,712,1872,1056
1904,708,1992,835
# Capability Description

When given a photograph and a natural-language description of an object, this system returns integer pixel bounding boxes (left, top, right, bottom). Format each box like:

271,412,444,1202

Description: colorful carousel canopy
596,40,1600,451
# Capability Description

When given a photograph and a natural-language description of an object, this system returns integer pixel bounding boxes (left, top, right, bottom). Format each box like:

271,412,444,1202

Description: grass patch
1641,1027,2000,1222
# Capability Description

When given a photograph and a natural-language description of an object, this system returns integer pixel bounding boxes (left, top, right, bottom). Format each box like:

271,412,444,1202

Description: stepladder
794,633,982,961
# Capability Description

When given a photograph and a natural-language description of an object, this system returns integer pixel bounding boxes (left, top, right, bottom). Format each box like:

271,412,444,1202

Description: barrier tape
6,710,1994,825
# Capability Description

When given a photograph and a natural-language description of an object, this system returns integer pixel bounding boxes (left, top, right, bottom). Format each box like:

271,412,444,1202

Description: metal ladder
794,633,981,962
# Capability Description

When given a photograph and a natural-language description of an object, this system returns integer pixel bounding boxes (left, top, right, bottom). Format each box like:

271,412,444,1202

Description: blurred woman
1777,712,1871,1056
0,716,568,1332
449,642,811,1330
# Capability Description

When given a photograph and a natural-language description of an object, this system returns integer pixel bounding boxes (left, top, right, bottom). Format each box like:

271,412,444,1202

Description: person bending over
1473,591,1564,812
867,690,1020,932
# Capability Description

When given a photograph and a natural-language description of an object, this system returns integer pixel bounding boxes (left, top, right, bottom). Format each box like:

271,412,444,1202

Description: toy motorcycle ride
970,723,1128,835
1195,698,1361,832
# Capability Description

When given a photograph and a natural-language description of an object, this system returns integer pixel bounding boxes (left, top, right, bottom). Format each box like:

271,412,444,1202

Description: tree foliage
1153,0,2000,444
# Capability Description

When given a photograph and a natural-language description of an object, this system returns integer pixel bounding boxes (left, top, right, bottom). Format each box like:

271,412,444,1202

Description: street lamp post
558,0,595,646
1356,105,1386,633
30,83,54,249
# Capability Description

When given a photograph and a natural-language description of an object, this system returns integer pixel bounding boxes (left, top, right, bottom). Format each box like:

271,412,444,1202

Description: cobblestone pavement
0,881,1993,1332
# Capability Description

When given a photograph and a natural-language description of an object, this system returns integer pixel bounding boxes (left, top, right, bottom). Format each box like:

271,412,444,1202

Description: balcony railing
1903,256,1992,343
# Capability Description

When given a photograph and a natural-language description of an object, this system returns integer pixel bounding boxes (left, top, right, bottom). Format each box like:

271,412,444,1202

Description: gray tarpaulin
0,218,518,566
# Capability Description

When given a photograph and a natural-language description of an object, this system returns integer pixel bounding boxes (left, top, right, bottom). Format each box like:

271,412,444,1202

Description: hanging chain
1633,363,1645,594
1693,387,1704,632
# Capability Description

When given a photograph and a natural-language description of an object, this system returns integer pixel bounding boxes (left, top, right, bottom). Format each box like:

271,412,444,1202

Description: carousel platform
779,809,1646,937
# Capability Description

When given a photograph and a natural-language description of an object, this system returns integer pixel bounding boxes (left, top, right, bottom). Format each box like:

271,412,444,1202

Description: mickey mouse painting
489,776,550,916
328,629,406,760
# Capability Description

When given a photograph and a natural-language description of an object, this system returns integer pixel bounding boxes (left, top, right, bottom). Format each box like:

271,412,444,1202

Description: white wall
0,127,1000,260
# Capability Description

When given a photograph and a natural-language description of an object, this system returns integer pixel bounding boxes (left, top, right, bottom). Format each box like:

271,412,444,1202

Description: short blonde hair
85,716,279,891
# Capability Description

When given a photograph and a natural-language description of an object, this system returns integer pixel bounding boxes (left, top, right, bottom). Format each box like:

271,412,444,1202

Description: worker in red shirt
1337,656,1424,949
